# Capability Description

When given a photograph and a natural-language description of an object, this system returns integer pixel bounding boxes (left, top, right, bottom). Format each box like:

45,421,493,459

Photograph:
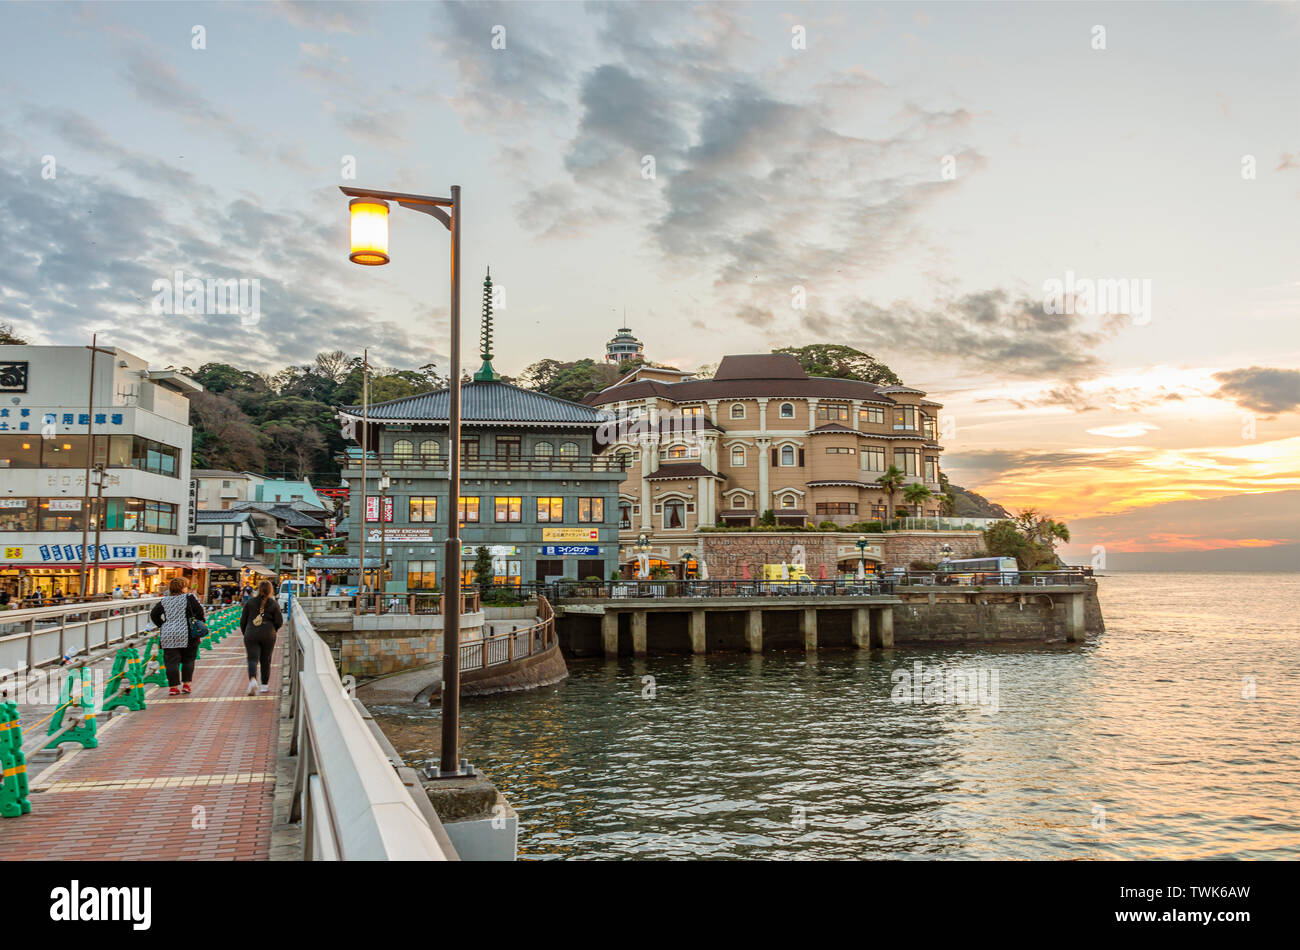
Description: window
618,502,632,529
859,407,884,426
731,446,746,467
534,441,554,459
577,497,604,522
42,438,88,470
407,560,437,591
221,480,232,488
922,415,937,440
462,438,479,461
893,407,918,431
925,457,939,483
0,498,37,531
38,498,86,531
393,439,414,461
459,496,479,523
731,496,746,509
780,444,796,466
825,446,856,454
668,445,689,460
779,402,795,419
817,406,849,423
680,406,703,417
409,497,438,523
496,435,521,459
663,499,685,528
494,496,522,522
536,497,564,522
871,504,888,520
895,447,920,476
780,494,797,509
730,403,745,419
816,502,858,515
559,442,579,458
419,440,440,462
861,447,886,471
614,448,632,469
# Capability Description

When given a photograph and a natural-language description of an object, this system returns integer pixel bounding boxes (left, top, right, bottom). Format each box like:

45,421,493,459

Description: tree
773,344,902,385
313,350,350,383
472,545,495,588
874,465,907,520
261,423,326,478
188,391,265,471
0,323,26,344
519,358,616,402
902,482,933,516
982,510,1071,570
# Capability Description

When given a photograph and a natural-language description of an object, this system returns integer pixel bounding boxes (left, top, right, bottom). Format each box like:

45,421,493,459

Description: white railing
459,596,555,673
888,516,1001,532
0,597,161,683
287,599,456,861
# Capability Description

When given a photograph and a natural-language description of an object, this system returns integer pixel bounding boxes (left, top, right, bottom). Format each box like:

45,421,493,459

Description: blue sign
540,545,599,557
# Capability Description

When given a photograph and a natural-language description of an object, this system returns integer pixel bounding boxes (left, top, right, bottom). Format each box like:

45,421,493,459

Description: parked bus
937,556,1019,585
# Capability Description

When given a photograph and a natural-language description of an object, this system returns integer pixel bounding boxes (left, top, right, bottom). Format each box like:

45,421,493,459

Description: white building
192,469,264,510
0,345,202,600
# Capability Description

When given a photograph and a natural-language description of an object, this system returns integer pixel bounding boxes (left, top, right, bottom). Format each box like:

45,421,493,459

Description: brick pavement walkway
1,635,281,860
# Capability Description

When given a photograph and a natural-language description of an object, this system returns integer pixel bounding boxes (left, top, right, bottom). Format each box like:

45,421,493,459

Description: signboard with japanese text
367,528,434,543
541,528,599,542
540,545,599,557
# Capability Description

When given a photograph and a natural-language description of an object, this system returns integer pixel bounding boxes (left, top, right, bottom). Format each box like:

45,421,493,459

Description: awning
1,562,137,569
142,560,225,570
241,564,277,577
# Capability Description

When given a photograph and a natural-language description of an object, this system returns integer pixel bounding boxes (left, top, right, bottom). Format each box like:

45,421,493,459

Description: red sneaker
182,683,192,694
168,687,181,696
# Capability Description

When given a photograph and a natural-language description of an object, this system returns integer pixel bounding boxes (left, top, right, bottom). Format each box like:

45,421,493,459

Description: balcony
340,453,629,475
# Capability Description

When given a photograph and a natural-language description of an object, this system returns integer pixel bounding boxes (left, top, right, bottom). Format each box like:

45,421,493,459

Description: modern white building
0,345,202,600
192,469,266,511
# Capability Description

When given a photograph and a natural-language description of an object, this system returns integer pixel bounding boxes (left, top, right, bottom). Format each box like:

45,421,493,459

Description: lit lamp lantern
348,198,391,265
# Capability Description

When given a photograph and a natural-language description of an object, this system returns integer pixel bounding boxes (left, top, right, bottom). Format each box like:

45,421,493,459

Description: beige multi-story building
584,354,945,550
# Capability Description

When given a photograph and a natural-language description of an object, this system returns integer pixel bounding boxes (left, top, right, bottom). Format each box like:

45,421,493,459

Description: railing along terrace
302,588,481,616
0,597,162,683
341,452,629,473
458,595,555,673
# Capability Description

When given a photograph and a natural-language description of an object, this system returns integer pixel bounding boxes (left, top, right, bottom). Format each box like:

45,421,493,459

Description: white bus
937,556,1019,585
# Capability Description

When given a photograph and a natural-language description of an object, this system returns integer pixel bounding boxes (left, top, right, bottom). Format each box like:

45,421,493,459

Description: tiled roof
586,372,903,407
808,423,859,435
645,462,723,480
713,354,807,380
195,510,254,523
305,555,382,569
806,480,882,489
340,380,606,426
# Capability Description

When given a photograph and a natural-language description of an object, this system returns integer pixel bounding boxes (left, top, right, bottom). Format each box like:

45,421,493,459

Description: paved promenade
2,636,282,860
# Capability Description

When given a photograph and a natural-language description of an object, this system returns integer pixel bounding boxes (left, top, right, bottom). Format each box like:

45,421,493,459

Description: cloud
121,53,226,123
270,0,374,34
1212,367,1300,415
1086,423,1160,438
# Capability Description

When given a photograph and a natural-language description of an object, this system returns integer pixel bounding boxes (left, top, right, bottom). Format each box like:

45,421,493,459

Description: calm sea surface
375,573,1300,859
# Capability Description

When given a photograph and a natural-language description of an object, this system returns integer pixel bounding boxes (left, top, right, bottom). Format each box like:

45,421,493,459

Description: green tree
902,482,934,516
472,545,495,588
0,323,26,344
188,390,265,471
773,344,902,385
874,465,907,520
982,510,1071,569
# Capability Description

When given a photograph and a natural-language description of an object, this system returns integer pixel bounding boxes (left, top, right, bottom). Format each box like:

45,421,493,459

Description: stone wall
880,532,983,568
699,530,985,575
341,635,440,677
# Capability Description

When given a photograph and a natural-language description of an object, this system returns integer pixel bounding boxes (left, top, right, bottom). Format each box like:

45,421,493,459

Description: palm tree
902,482,934,519
874,465,906,522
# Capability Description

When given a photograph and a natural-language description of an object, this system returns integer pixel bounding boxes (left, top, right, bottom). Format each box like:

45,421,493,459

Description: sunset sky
1,1,1297,569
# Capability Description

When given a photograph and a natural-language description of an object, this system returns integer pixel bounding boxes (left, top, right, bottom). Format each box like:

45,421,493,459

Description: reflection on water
375,573,1300,859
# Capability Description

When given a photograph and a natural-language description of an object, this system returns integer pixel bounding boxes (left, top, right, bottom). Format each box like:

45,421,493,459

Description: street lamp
634,532,650,580
341,183,471,780
855,534,869,581
939,541,952,562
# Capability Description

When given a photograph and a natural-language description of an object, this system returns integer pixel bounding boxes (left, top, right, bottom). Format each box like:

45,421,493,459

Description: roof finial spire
473,265,500,382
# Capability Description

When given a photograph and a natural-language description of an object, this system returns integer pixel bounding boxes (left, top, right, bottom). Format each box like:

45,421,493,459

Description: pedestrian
149,577,206,696
112,584,123,599
240,580,283,696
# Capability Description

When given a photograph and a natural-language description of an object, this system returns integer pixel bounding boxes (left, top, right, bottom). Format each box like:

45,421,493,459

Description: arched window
418,439,440,461
730,403,745,419
614,447,633,468
731,495,746,509
534,441,554,458
779,402,795,419
730,446,746,467
781,494,796,509
559,442,579,457
668,444,689,460
780,444,795,466
393,439,413,461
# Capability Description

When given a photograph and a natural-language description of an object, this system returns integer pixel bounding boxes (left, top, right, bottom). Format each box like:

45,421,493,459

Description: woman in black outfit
149,577,206,695
240,580,283,695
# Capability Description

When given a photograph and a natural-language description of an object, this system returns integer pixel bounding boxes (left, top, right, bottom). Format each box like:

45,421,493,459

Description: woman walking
149,577,206,696
240,580,283,695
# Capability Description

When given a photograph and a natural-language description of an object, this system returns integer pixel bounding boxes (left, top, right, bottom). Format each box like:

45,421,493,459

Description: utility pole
376,471,390,615
90,464,108,594
77,335,114,601
356,350,369,615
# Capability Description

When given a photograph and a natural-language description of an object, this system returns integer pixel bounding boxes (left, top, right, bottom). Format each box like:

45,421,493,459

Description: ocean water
376,573,1300,859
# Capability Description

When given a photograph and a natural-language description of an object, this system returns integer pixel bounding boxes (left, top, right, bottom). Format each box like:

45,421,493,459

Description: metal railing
286,598,456,861
299,589,481,616
459,596,555,673
341,453,628,474
0,597,162,683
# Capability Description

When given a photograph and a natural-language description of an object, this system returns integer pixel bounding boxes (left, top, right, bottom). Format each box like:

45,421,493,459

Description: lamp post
89,464,109,595
634,532,650,580
855,534,868,581
341,183,472,780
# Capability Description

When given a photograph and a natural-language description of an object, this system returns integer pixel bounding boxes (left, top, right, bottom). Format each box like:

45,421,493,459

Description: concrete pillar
746,609,763,653
631,611,647,657
601,611,619,658
877,606,894,648
756,437,771,515
852,606,869,649
1065,592,1086,642
690,609,707,654
802,608,817,652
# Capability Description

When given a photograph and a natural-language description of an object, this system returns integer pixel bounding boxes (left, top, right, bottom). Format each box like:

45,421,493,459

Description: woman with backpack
149,577,206,696
240,580,283,696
